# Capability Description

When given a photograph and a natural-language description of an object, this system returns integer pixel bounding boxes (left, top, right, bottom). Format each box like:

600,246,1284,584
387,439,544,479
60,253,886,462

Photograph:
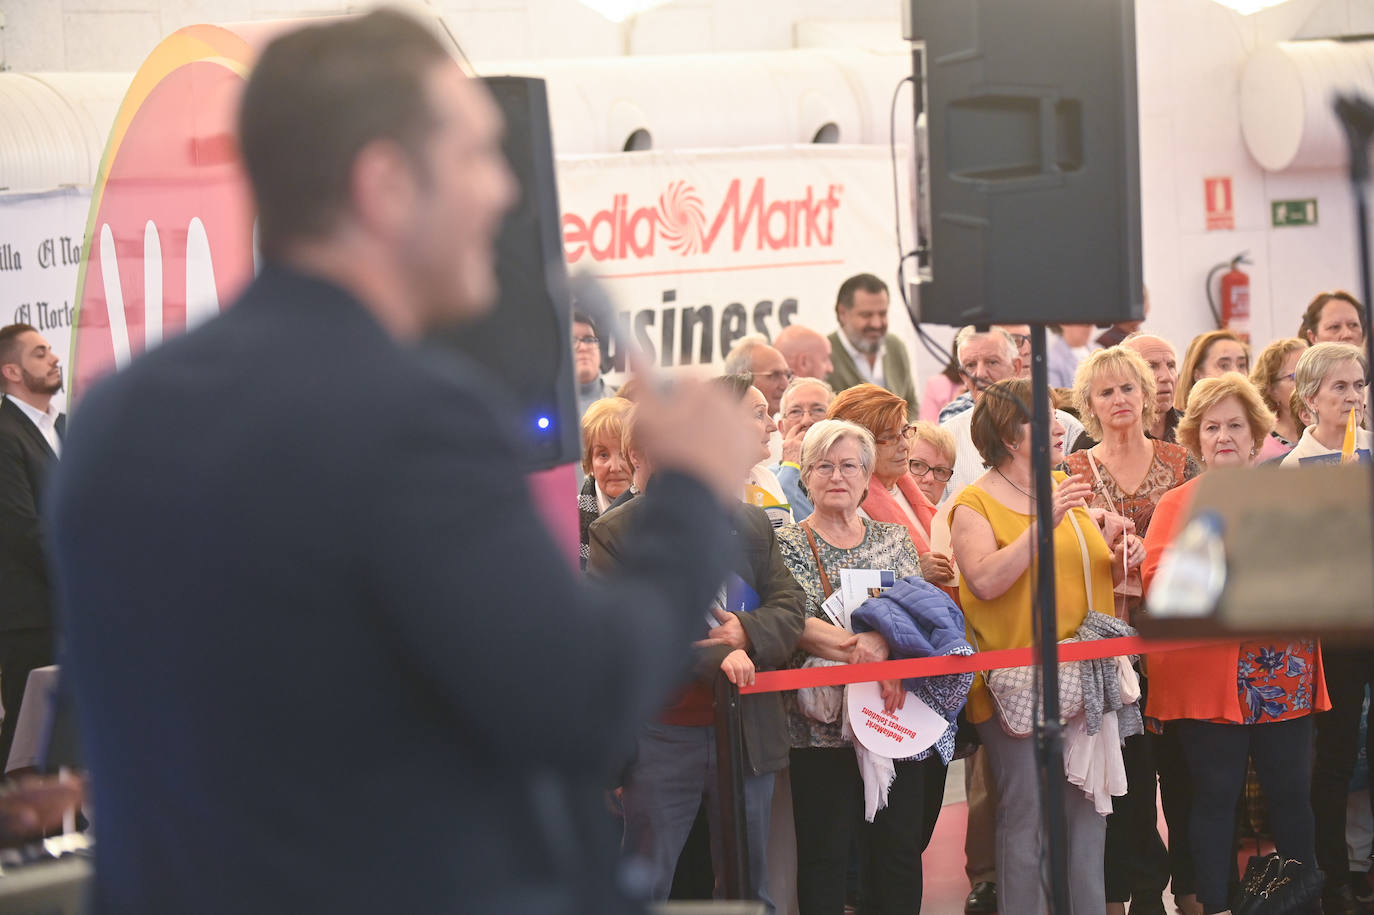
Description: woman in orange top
1142,373,1329,915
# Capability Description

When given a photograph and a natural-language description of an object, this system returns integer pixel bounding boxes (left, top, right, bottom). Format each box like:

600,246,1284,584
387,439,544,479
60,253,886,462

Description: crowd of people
577,274,1374,915
0,11,1369,913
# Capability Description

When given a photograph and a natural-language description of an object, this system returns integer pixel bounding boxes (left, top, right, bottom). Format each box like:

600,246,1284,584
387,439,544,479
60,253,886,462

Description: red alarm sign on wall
1205,177,1234,231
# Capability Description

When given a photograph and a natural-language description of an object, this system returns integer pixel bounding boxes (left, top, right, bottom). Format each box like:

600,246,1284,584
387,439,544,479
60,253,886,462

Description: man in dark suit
0,323,64,768
48,11,752,915
824,273,919,417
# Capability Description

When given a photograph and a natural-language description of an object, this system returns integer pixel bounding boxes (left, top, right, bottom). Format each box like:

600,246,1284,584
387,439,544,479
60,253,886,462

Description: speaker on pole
910,0,1143,327
427,75,580,471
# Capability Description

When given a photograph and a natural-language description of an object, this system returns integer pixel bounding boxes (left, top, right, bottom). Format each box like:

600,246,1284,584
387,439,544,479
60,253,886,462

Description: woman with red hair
827,383,954,586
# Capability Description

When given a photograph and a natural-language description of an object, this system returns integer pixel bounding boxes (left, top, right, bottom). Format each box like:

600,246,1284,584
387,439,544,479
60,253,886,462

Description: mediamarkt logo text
563,178,843,263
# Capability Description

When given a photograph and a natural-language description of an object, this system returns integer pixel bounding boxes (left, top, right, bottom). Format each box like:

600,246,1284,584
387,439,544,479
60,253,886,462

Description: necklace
995,467,1035,500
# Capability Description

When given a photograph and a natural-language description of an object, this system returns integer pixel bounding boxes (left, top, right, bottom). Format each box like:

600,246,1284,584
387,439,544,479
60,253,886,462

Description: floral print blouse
1236,640,1318,724
1063,440,1199,621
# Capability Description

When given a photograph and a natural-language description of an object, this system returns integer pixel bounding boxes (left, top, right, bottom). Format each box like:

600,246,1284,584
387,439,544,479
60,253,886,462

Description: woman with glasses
827,384,954,586
1249,338,1307,461
775,419,940,915
908,422,957,507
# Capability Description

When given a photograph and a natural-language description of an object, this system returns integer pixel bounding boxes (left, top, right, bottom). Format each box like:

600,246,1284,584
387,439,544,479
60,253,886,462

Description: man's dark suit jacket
48,264,732,915
0,396,63,632
588,499,805,775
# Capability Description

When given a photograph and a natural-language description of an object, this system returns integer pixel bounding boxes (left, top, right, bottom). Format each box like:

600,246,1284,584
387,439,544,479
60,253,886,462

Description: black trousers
0,627,54,771
1311,647,1374,887
1177,716,1316,914
1103,674,1171,908
790,747,946,915
1154,722,1197,897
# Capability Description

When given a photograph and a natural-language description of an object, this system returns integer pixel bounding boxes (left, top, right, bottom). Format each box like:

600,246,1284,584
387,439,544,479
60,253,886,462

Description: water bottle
1146,511,1227,618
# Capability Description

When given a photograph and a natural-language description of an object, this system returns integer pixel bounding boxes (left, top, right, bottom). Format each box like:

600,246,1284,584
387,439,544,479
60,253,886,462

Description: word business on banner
556,145,920,380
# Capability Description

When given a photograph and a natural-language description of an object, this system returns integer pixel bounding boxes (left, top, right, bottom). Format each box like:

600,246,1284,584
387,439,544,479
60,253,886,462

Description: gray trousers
622,721,776,914
975,718,1106,915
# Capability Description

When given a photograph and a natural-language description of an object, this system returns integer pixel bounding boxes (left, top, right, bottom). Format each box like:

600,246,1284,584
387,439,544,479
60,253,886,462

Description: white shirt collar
834,328,886,386
5,395,61,455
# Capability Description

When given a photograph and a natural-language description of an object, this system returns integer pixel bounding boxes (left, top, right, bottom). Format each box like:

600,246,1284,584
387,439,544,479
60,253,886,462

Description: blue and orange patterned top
1235,640,1318,724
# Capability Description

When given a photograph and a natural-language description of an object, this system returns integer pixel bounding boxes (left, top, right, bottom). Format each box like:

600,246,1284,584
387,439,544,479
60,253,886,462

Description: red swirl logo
656,181,705,256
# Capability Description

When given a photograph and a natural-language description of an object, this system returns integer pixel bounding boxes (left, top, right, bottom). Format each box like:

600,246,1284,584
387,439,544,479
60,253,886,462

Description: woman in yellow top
950,377,1141,915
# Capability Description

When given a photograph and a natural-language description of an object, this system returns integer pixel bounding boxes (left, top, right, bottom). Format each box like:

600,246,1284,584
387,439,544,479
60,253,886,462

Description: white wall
1136,0,1374,354
5,0,1374,375
0,0,901,73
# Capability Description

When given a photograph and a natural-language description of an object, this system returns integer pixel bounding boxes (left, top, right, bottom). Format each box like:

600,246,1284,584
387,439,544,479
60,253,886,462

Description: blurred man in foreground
49,11,751,914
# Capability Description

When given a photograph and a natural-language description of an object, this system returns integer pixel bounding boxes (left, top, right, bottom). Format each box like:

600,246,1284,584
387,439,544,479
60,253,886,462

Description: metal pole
713,672,751,900
1334,95,1374,646
1028,324,1071,912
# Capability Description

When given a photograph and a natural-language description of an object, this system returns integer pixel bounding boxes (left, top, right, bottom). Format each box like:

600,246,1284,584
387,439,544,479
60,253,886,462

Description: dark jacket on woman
589,498,806,775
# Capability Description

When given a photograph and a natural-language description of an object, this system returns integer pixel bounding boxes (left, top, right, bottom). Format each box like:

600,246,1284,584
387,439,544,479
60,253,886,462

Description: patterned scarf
577,475,600,571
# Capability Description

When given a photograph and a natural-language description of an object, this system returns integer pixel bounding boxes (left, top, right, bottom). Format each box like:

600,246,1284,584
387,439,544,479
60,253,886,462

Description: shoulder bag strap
1065,509,1097,617
799,521,835,598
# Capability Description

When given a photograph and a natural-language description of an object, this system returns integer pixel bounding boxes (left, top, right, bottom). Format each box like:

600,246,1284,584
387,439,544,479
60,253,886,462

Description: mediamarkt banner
557,145,922,382
0,146,927,410
0,188,91,414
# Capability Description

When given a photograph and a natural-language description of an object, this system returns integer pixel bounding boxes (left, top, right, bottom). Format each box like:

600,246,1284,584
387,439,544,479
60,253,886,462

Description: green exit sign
1272,199,1318,227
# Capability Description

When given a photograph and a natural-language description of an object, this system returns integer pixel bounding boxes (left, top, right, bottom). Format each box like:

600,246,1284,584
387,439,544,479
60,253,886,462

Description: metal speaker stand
1028,325,1070,913
1335,94,1374,597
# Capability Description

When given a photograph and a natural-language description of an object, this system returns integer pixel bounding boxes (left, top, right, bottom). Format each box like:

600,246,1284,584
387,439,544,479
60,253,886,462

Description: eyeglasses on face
784,405,829,421
811,460,865,479
908,459,954,482
1007,333,1030,348
873,424,916,446
572,335,600,348
753,369,795,384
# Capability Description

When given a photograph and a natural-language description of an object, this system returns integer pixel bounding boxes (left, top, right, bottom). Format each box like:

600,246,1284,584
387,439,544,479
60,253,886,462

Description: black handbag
1231,853,1323,915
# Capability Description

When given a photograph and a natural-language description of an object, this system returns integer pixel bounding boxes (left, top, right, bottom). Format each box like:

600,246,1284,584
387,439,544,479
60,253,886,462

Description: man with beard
0,324,64,767
824,273,919,417
47,11,752,914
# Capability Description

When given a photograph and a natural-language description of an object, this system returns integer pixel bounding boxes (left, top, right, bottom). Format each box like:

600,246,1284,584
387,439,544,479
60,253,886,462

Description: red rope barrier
740,636,1223,694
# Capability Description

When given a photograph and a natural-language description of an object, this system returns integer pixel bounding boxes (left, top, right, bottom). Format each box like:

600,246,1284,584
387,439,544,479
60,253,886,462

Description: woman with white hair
1281,342,1370,466
775,419,940,915
1280,342,1374,913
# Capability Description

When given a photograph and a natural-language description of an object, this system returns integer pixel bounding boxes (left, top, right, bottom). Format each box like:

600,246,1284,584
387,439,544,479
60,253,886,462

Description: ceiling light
1206,0,1293,14
579,0,674,23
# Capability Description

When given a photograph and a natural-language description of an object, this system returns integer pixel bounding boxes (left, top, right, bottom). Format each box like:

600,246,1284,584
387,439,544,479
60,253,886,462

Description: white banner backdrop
0,188,92,414
556,145,927,383
0,145,934,413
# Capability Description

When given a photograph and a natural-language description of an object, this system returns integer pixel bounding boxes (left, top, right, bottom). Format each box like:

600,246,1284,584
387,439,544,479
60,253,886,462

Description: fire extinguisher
1206,252,1251,342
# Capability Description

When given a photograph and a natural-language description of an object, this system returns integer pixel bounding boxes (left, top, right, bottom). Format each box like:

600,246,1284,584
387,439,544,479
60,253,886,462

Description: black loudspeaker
911,0,1143,326
427,75,579,471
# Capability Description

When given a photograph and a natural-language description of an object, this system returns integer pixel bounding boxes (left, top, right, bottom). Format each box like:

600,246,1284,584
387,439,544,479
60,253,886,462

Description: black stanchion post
1028,324,1071,912
1334,94,1374,639
713,672,751,900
